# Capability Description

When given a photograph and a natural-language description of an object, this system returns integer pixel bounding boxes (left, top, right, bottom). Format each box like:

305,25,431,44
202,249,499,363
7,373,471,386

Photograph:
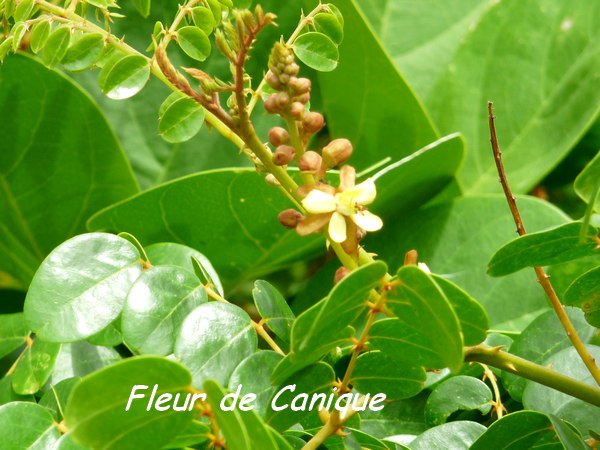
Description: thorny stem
488,101,600,387
478,363,506,419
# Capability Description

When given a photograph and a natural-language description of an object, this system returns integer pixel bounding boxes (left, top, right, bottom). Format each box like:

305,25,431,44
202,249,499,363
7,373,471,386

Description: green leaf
29,20,51,54
367,195,569,330
122,266,207,355
272,262,387,384
42,26,71,68
39,377,80,421
488,222,600,276
317,0,438,170
0,402,60,449
360,393,428,438
145,242,224,297
204,380,279,450
229,351,283,417
0,375,34,406
575,150,600,211
62,33,105,71
432,275,489,346
266,362,335,431
548,414,589,450
131,0,151,17
385,266,463,371
65,356,195,450
0,37,13,62
54,433,90,450
0,55,139,289
99,54,150,100
191,7,215,34
175,302,257,387
11,22,26,52
13,0,34,22
163,420,210,449
565,266,600,327
86,323,122,347
12,339,61,395
313,12,343,44
177,26,211,61
522,345,600,435
159,96,206,144
424,376,492,426
24,233,143,342
0,313,29,358
352,351,425,400
87,169,322,288
252,280,294,345
293,32,338,72
205,0,222,25
409,421,486,450
470,411,566,449
502,307,595,402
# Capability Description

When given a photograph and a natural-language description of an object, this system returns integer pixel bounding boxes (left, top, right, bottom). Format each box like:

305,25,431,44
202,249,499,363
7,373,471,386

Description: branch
487,101,600,386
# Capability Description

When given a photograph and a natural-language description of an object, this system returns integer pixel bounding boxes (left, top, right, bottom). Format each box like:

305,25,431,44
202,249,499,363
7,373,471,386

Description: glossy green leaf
145,242,224,297
0,375,34,406
13,0,34,22
0,37,13,62
29,20,51,54
367,195,569,330
0,313,28,358
54,433,89,450
313,12,343,44
575,150,600,211
12,339,61,395
293,32,338,72
24,233,142,342
488,222,600,277
432,275,489,346
131,0,151,17
522,345,600,435
360,393,428,438
409,421,486,450
159,96,206,144
177,26,211,61
548,414,589,450
122,266,207,355
267,362,335,431
42,26,70,68
0,55,139,289
39,377,79,421
11,22,26,52
502,307,595,402
352,351,425,400
0,402,60,449
252,280,294,345
204,380,280,450
471,411,565,449
163,420,210,449
229,351,283,417
86,323,122,347
317,0,438,170
565,266,600,327
87,169,322,288
385,266,463,371
272,262,387,384
47,341,121,386
205,0,222,25
65,356,195,449
424,376,492,426
62,33,105,71
191,7,215,34
99,54,150,100
175,302,257,387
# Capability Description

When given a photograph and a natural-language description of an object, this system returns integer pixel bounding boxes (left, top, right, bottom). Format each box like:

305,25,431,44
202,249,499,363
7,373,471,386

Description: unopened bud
289,77,311,94
265,173,280,186
268,127,290,146
278,209,304,228
302,112,325,134
276,92,290,109
299,151,322,173
323,138,353,168
264,94,280,114
334,266,351,285
290,102,305,120
266,72,282,91
273,145,296,165
294,92,311,104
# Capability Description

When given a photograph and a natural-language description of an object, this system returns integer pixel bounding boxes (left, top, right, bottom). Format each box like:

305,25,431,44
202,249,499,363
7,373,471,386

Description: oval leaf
159,96,205,143
575,150,600,211
12,339,61,395
99,54,150,100
62,33,105,71
42,26,71,68
410,421,486,450
177,26,211,62
314,12,344,44
565,266,600,327
191,7,215,34
252,280,294,345
293,32,339,72
0,402,60,448
0,313,29,359
29,20,51,54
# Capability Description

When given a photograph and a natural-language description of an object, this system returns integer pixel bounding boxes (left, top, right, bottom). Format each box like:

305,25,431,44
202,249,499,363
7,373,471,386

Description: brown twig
487,101,600,386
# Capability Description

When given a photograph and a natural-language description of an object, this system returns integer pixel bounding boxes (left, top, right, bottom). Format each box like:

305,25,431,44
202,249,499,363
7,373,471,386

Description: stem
465,344,600,407
488,101,600,386
478,363,506,419
285,116,315,185
580,181,600,242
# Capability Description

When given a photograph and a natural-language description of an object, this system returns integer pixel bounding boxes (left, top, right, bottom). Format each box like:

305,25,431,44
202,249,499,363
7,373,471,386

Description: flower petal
329,211,347,243
296,213,331,236
302,189,337,214
353,178,377,205
351,210,383,232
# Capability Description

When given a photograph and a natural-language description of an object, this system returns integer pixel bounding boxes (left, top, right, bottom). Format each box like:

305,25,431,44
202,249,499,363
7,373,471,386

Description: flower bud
278,209,304,228
298,151,322,173
268,127,290,146
334,266,351,285
266,72,282,91
264,174,280,186
302,112,325,134
264,94,280,114
323,138,353,168
276,92,290,109
289,77,311,94
294,92,311,104
273,145,296,165
286,62,300,76
290,102,305,120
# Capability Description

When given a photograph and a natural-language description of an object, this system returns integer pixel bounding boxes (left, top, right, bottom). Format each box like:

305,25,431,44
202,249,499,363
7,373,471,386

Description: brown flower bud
273,145,296,165
276,92,290,109
323,138,353,168
289,77,311,94
264,94,280,114
278,209,304,229
290,102,305,120
294,92,311,104
266,72,282,91
334,266,351,285
268,127,290,146
286,62,300,76
302,112,325,134
299,151,322,173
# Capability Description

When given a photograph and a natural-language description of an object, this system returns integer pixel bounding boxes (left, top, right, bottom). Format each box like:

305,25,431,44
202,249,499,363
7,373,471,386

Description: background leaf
564,266,600,327
0,313,29,358
0,402,60,449
252,280,294,345
408,421,486,450
575,150,600,211
12,339,61,395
